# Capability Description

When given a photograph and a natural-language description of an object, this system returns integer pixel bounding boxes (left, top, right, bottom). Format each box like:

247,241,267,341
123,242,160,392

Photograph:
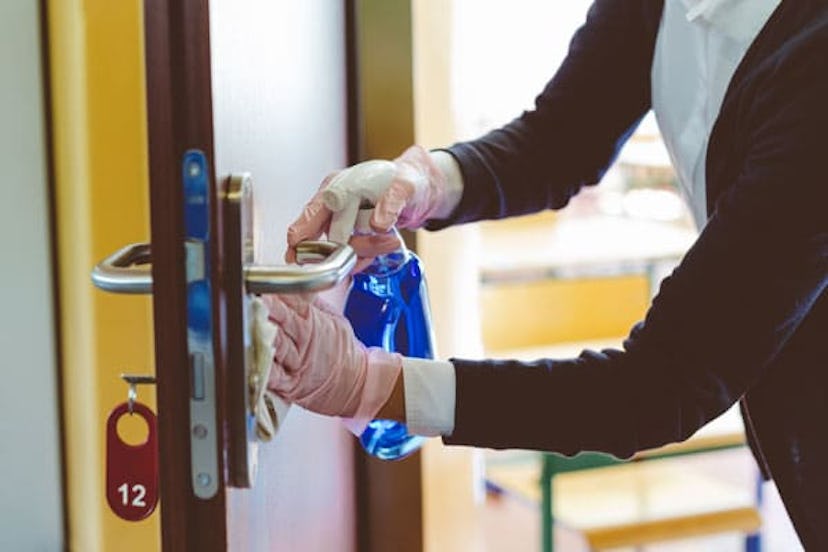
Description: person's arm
427,0,664,230
376,357,457,437
443,45,828,456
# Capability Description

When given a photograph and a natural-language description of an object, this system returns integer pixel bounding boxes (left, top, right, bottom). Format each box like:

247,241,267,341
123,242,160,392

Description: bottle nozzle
321,160,395,212
322,186,348,212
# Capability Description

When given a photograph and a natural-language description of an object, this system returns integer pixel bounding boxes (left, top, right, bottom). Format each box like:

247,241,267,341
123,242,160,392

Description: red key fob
106,402,159,521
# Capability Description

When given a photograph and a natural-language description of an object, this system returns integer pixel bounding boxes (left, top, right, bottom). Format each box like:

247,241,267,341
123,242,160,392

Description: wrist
428,150,464,220
342,348,403,435
399,357,457,437
376,372,406,422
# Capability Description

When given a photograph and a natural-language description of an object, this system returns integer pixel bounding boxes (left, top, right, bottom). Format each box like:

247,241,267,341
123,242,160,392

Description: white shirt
652,0,781,228
403,0,782,437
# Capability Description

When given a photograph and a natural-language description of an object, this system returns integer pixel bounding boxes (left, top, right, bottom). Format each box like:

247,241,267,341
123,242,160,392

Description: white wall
0,1,64,550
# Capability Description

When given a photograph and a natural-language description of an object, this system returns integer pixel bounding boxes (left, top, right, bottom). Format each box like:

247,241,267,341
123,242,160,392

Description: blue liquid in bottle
344,213,435,461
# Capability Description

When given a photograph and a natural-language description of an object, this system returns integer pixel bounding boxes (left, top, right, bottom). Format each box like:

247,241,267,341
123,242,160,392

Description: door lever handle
91,243,153,294
91,241,355,295
244,241,355,294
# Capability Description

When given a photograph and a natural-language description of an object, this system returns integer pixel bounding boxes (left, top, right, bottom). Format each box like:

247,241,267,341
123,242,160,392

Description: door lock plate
183,150,219,500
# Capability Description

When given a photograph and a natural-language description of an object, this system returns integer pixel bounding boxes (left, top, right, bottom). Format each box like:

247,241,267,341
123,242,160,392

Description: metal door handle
244,241,355,294
91,243,153,294
91,241,355,295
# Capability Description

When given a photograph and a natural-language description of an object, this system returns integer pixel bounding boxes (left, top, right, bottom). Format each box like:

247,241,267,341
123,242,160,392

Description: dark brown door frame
144,1,227,549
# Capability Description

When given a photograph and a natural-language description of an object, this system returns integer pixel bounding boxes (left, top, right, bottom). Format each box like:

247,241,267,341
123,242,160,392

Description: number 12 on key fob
106,401,159,521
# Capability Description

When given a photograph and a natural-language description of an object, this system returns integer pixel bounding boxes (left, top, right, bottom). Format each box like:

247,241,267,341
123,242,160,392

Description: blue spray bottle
344,208,435,461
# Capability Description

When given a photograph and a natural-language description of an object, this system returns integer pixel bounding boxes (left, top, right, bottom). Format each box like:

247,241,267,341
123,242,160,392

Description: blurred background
0,1,803,551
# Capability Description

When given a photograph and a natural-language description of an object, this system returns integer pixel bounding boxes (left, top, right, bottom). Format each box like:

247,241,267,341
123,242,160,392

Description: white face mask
650,0,781,229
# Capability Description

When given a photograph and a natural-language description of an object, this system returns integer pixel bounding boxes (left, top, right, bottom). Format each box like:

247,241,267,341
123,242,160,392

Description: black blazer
431,0,828,547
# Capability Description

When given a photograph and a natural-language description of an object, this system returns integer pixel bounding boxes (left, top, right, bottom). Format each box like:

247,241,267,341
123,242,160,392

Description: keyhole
117,413,149,446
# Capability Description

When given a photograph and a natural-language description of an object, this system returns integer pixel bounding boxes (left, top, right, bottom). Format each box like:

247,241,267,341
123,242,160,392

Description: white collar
683,0,782,42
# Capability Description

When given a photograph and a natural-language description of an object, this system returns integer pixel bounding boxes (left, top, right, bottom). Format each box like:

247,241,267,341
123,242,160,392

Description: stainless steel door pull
245,241,355,294
91,242,354,295
91,243,152,294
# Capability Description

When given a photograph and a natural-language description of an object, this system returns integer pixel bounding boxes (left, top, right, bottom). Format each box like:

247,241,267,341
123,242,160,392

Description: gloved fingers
275,292,315,314
316,276,353,314
286,199,331,263
372,179,415,232
266,295,311,343
268,360,300,398
271,327,301,374
285,173,339,262
349,233,403,275
348,233,403,260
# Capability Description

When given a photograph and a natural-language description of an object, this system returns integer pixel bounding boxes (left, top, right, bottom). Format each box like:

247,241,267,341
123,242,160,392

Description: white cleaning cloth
250,296,291,441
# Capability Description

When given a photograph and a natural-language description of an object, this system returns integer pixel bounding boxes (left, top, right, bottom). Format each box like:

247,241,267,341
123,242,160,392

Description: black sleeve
443,38,828,457
426,0,664,230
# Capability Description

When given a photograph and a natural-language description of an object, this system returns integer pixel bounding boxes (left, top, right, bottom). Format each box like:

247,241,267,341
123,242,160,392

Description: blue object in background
345,232,435,461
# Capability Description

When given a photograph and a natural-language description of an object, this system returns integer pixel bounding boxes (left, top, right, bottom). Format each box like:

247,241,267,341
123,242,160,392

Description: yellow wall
48,1,159,550
481,276,650,351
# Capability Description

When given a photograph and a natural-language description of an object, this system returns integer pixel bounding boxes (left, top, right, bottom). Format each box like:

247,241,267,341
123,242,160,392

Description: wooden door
143,1,356,550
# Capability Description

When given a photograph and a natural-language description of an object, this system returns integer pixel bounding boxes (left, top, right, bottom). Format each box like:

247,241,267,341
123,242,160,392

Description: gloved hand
286,145,462,265
263,292,402,434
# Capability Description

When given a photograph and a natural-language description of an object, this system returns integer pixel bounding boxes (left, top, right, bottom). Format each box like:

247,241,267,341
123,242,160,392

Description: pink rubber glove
286,145,456,266
263,293,402,434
